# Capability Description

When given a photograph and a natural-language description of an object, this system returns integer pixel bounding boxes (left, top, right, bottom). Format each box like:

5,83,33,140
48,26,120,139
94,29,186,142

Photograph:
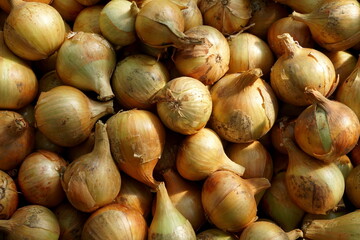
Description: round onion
51,0,84,22
0,170,18,219
73,5,103,34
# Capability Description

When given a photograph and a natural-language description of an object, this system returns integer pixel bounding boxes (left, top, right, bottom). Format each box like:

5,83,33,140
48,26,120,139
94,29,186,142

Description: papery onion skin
73,5,103,34
0,170,18,220
345,165,360,208
0,31,38,110
18,150,67,207
152,76,212,135
4,0,66,61
0,111,35,170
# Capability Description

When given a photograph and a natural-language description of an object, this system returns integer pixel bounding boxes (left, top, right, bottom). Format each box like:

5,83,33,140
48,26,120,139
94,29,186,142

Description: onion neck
8,0,24,9
0,220,13,232
286,229,304,240
220,155,245,177
97,82,115,102
130,1,140,15
245,178,271,196
155,182,175,216
91,121,111,161
8,118,27,138
277,33,301,58
304,88,330,107
89,99,114,123
234,68,263,91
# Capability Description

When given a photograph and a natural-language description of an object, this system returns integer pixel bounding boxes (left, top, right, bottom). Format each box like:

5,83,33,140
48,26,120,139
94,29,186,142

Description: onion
202,170,270,232
0,0,53,13
227,31,274,77
267,16,314,57
0,111,34,170
303,210,360,240
198,0,251,35
294,88,360,163
197,229,237,240
106,109,166,189
56,32,116,101
0,31,38,110
82,204,148,240
283,137,345,215
301,207,350,231
37,70,63,94
270,117,296,155
180,0,202,31
114,173,153,217
4,0,65,60
270,33,338,106
176,128,245,181
239,221,303,240
34,86,114,147
99,0,139,48
173,25,230,85
135,0,203,48
260,172,305,232
111,54,170,110
74,0,100,7
291,0,360,51
0,205,60,240
345,165,360,208
325,51,357,85
152,76,212,135
0,170,18,219
18,150,67,207
51,0,84,22
247,0,289,39
149,182,196,240
210,68,278,143
54,202,88,240
61,121,121,213
335,155,353,180
273,0,322,13
73,5,103,34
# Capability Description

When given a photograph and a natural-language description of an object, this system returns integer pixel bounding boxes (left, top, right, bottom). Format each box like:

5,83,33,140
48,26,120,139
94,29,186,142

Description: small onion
0,111,34,170
345,165,360,208
152,76,212,135
198,0,251,35
73,5,103,34
210,68,278,143
51,0,84,22
173,25,230,85
0,31,38,110
111,54,170,110
325,51,357,85
0,170,18,219
4,0,66,60
270,33,338,106
34,86,114,147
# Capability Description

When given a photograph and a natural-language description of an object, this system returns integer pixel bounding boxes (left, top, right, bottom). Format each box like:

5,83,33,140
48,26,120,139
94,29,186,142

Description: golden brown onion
51,0,84,22
0,170,18,219
196,229,237,240
180,0,203,31
73,5,103,34
345,165,360,208
325,51,357,85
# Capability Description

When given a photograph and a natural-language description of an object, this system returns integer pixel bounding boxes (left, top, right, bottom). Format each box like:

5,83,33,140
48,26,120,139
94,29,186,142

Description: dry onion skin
0,170,18,220
210,68,278,143
0,31,38,110
111,54,170,110
4,0,65,61
173,25,230,85
270,33,338,106
291,0,360,51
152,76,212,135
180,0,203,31
198,0,251,35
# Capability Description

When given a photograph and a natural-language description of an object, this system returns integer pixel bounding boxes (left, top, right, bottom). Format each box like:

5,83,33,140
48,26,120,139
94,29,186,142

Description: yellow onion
65,131,94,162
114,173,153,217
325,51,357,85
335,155,353,180
260,172,305,232
18,150,67,207
173,25,230,85
34,86,114,147
37,70,63,94
161,168,206,230
335,56,360,120
99,0,139,48
61,121,121,213
0,170,18,219
106,109,166,189
273,0,322,13
239,221,303,240
345,165,360,208
135,0,203,48
291,0,360,51
267,16,314,57
74,0,100,7
56,32,116,101
81,204,148,240
0,31,38,110
303,210,360,240
283,137,345,215
111,54,170,110
270,33,338,106
198,0,251,35
54,202,88,240
152,76,212,135
202,170,271,232
0,111,34,170
210,68,278,143
149,182,196,240
247,0,289,39
294,88,360,163
270,117,296,155
0,0,53,13
0,205,60,240
227,31,274,77
4,0,65,60
196,228,237,240
176,128,245,181
180,0,202,31
51,0,84,22
73,5,103,34
272,151,289,175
